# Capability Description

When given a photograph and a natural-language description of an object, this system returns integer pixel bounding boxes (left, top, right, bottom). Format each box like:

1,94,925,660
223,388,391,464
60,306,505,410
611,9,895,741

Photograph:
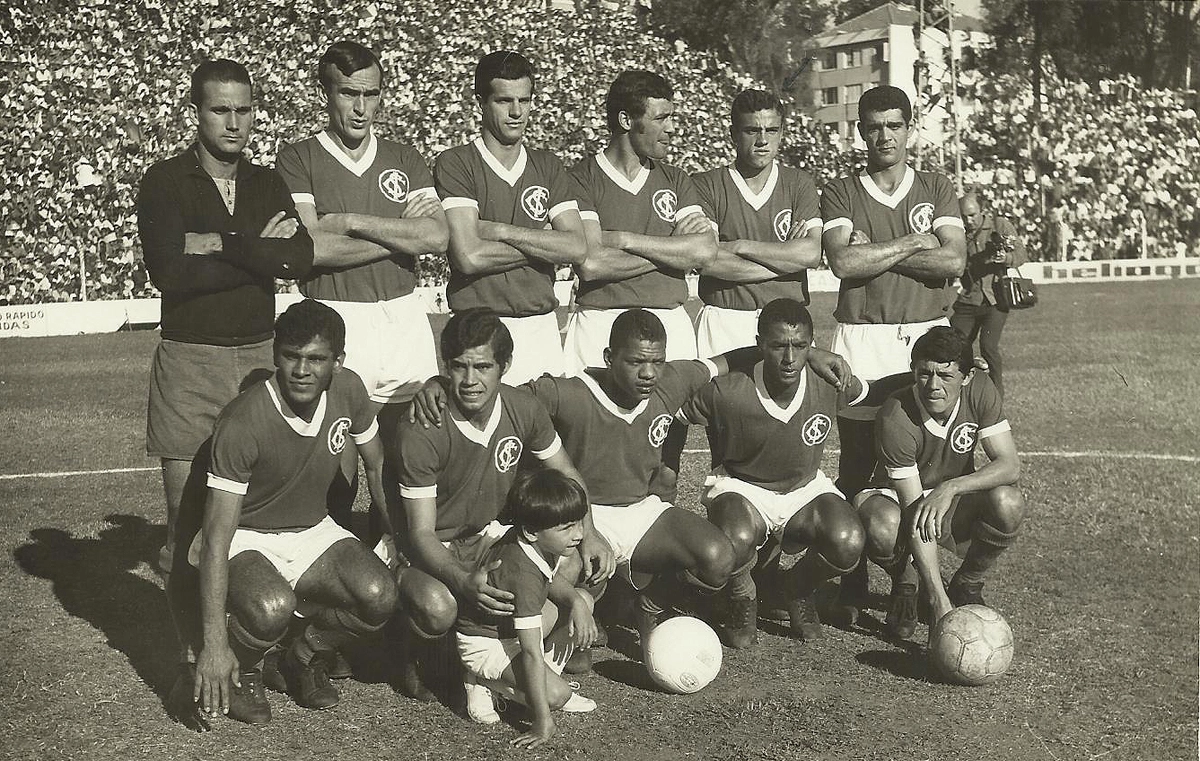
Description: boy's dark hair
609,308,666,351
911,326,972,373
757,298,813,337
190,59,252,106
605,69,672,133
507,469,588,533
440,308,513,369
274,299,346,356
474,50,535,99
317,40,384,92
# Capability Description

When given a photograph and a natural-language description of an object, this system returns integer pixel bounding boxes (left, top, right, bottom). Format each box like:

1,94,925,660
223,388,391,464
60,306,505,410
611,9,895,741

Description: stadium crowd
1,1,1196,306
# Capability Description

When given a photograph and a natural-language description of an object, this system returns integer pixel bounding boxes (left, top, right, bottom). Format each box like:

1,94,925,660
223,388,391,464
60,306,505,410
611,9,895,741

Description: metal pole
948,0,962,193
915,0,925,170
79,246,87,302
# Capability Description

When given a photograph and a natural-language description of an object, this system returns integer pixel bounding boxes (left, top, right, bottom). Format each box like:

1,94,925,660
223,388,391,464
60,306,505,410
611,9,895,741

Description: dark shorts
146,338,273,459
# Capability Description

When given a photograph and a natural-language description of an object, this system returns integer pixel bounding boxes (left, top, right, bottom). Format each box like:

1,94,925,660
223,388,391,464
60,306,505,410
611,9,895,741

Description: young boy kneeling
455,469,598,748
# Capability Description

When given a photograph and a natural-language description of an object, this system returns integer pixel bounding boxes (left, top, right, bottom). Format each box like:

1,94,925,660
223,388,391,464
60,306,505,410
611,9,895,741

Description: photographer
950,192,1027,398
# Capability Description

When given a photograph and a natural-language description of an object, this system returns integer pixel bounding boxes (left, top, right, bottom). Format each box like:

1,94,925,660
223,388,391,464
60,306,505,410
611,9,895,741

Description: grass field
1,280,1197,761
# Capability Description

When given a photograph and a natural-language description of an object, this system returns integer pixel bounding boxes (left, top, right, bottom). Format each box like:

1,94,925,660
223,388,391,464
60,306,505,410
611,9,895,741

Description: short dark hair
858,85,912,122
440,309,514,369
474,50,535,100
190,59,252,107
911,326,972,373
507,469,589,533
731,89,783,123
606,70,672,133
609,308,666,351
317,41,383,92
274,299,346,356
757,298,813,337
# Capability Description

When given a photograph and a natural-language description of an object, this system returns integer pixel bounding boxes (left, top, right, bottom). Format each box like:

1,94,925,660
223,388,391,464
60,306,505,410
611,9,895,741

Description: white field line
1,449,1196,481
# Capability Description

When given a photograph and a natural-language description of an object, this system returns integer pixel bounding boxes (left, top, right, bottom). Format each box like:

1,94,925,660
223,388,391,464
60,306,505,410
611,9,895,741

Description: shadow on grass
13,514,177,697
593,657,659,691
855,647,932,682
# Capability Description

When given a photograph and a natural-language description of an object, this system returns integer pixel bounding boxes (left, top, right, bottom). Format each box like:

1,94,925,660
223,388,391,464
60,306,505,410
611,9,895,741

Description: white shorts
321,294,439,405
702,469,843,548
188,515,356,588
372,520,509,571
695,304,759,357
831,317,948,421
500,312,565,385
455,629,568,681
563,305,697,375
590,495,673,566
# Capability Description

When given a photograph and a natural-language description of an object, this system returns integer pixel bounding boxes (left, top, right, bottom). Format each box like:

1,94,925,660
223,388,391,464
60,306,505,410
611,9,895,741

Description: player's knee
816,505,866,569
401,578,457,637
355,571,399,625
988,485,1025,533
694,534,736,586
547,676,572,710
707,495,761,559
236,590,295,642
859,497,900,558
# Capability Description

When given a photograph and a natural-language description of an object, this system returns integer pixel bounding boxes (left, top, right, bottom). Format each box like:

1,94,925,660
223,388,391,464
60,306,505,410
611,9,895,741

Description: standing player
856,326,1024,638
683,299,904,646
275,41,447,526
434,51,587,384
950,191,1027,398
138,59,312,579
180,300,396,726
693,90,822,355
389,310,607,702
820,85,966,622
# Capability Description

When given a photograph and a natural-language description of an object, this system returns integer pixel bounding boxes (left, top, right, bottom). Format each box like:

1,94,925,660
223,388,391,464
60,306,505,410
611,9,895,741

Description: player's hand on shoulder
462,558,515,615
259,210,299,239
409,376,449,428
807,347,851,391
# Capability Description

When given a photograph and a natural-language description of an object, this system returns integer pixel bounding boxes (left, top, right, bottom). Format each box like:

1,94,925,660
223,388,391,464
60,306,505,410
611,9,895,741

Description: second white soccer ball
643,616,722,694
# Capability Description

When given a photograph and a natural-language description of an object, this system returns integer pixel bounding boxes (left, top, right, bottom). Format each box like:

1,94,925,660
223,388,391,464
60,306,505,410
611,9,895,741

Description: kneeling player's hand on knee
579,532,615,585
911,487,955,543
568,591,599,648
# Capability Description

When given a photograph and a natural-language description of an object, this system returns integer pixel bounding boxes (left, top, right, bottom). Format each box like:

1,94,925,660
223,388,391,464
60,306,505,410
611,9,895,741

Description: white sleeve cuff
410,186,438,201
885,464,920,480
441,197,479,211
847,378,869,407
291,192,315,207
823,217,852,232
979,420,1011,438
579,210,600,223
676,204,703,221
207,473,248,495
399,483,438,499
548,200,579,220
699,358,719,381
934,216,965,230
532,434,563,461
350,418,379,446
513,615,542,631
802,217,822,234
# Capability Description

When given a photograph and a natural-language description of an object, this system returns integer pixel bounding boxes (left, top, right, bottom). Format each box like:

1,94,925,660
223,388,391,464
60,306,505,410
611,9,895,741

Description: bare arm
402,495,515,614
194,488,243,718
700,246,781,283
726,224,823,273
512,625,554,747
892,223,967,280
330,193,449,257
481,207,587,267
443,205,531,276
823,224,941,280
913,426,1020,543
295,203,394,268
358,434,388,529
609,211,717,271
575,218,658,282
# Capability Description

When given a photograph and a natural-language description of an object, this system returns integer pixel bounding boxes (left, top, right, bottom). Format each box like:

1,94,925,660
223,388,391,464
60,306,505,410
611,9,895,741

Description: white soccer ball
643,616,722,694
929,604,1014,686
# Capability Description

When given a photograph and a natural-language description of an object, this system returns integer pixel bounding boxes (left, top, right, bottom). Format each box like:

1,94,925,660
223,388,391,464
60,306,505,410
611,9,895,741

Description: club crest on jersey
494,435,523,473
521,185,550,222
773,209,792,242
328,417,352,455
950,422,978,454
651,189,677,223
908,202,934,234
801,413,832,446
378,169,410,204
648,414,673,448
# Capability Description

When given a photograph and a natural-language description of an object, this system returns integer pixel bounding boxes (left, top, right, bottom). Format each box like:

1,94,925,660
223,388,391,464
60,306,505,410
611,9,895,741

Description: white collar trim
858,165,915,209
265,378,327,437
596,150,650,195
472,136,527,187
753,362,808,423
518,536,556,580
728,161,779,211
449,394,504,446
915,384,963,439
579,371,648,424
317,129,378,178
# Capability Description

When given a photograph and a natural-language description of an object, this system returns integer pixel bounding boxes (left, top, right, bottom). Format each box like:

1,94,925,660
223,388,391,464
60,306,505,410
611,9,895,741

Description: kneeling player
857,326,1024,639
180,300,397,726
456,470,598,746
682,299,900,646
